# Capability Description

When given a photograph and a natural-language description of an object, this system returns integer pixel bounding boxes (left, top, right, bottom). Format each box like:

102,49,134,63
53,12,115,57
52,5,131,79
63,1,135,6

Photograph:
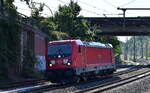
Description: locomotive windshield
48,44,72,58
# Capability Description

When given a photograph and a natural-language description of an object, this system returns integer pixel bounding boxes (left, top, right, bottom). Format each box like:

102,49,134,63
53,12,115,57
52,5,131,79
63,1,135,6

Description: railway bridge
84,17,150,36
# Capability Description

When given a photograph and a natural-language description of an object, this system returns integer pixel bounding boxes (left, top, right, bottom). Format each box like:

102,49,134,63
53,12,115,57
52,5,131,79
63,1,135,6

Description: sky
14,0,150,17
14,0,147,42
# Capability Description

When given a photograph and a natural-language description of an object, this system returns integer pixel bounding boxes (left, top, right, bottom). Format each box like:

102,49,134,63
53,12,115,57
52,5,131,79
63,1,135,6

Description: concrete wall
20,31,46,71
34,34,46,70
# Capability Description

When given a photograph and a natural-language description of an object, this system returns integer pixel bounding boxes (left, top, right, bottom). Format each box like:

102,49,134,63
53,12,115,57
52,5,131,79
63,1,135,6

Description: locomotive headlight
67,62,71,65
49,64,52,67
63,59,72,65
49,60,55,67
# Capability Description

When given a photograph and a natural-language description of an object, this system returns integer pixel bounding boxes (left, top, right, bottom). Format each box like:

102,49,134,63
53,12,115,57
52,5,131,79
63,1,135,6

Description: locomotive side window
48,44,72,58
78,45,81,53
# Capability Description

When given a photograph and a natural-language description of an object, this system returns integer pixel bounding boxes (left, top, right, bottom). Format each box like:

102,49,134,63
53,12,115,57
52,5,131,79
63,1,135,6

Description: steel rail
0,78,47,89
74,68,150,93
19,65,146,93
2,65,146,92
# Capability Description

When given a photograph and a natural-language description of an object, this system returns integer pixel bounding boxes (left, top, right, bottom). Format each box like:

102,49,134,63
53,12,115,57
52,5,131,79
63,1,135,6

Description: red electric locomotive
45,40,116,83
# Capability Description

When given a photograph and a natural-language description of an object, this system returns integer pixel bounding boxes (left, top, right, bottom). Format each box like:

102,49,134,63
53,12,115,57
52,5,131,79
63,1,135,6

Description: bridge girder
84,17,150,36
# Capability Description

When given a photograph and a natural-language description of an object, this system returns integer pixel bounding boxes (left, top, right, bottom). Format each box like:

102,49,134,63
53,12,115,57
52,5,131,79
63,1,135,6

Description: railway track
2,65,149,93
0,78,47,90
3,83,60,93
25,65,147,93
1,65,140,90
114,65,146,76
74,67,150,93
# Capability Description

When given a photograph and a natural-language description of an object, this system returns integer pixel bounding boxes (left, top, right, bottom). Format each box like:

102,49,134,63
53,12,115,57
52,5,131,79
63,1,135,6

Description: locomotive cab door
78,45,87,68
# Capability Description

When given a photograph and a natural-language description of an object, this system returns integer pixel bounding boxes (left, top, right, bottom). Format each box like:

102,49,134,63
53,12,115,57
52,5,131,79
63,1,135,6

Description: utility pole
141,38,144,58
117,7,126,31
122,9,126,31
133,36,136,62
124,37,128,60
145,41,150,60
146,42,148,60
149,42,150,59
127,37,129,60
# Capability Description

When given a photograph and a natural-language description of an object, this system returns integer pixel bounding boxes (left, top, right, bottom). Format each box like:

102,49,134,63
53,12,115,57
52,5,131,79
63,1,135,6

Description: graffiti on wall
35,56,46,70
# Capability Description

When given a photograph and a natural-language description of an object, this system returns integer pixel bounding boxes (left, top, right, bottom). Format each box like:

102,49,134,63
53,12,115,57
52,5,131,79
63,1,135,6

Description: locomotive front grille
46,68,75,79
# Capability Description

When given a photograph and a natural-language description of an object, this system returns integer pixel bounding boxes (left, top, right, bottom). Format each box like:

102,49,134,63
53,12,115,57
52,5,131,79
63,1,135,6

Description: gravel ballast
44,67,150,93
103,75,150,93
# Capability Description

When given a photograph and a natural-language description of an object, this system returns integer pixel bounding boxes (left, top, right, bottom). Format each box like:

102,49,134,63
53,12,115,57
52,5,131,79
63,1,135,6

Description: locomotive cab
45,40,83,82
47,44,72,67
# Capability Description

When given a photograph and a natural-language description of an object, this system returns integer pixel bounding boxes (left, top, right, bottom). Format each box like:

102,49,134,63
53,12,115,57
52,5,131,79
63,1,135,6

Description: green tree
54,1,94,41
25,1,69,40
0,0,21,81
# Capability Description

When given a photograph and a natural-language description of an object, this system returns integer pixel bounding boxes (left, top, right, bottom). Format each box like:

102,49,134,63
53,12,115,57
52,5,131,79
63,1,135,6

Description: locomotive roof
49,40,113,48
49,39,82,44
82,41,113,48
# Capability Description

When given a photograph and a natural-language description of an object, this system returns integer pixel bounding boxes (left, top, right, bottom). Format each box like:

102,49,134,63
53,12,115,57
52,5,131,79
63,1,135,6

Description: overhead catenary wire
120,0,137,7
101,0,117,8
57,0,69,5
77,0,113,14
15,0,114,17
57,0,104,16
102,0,137,8
101,0,137,8
82,9,103,16
14,1,55,17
